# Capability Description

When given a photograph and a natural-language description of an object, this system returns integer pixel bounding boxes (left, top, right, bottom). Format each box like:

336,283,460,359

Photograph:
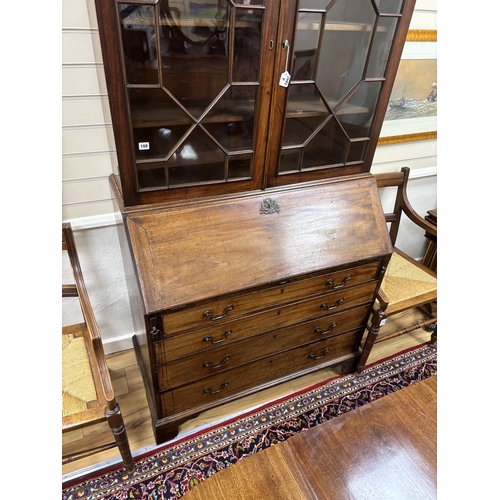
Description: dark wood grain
121,173,392,443
94,0,415,447
125,175,390,313
183,376,437,500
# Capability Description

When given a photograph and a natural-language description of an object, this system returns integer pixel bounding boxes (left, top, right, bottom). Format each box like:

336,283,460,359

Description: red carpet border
62,343,437,500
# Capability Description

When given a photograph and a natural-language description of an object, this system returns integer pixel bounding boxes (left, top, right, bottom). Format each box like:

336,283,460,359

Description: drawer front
156,303,371,390
159,328,363,417
155,281,377,363
161,262,380,335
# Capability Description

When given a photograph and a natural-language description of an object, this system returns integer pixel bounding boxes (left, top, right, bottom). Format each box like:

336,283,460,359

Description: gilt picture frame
378,29,437,145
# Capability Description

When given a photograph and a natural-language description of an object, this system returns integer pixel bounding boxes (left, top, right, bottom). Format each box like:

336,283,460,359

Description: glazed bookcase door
265,0,415,188
98,0,278,206
95,0,414,206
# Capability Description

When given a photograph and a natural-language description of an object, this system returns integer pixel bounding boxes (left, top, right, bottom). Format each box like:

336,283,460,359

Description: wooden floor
62,310,436,491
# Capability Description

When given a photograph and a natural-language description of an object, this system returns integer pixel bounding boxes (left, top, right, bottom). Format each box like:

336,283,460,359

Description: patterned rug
62,343,437,500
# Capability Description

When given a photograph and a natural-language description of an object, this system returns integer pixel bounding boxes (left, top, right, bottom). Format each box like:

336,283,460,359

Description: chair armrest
62,223,115,402
401,195,437,239
399,168,437,240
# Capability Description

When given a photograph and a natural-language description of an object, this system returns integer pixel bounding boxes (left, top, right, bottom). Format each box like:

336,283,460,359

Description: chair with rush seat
356,167,437,374
62,222,134,474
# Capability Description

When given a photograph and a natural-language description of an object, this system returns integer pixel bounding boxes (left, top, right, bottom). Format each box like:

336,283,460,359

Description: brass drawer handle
203,354,231,370
203,329,232,344
326,275,351,289
203,381,229,395
308,348,330,360
320,297,344,311
203,304,234,321
314,322,337,335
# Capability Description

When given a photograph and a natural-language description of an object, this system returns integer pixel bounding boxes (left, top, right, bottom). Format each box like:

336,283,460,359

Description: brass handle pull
308,348,330,360
203,381,229,395
326,275,351,289
203,304,234,321
314,322,337,335
203,329,232,344
203,354,230,370
321,297,344,311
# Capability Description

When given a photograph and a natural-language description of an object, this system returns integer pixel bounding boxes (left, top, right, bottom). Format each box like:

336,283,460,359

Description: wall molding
407,165,437,178
62,94,108,100
62,27,99,34
62,149,116,158
63,123,112,131
102,333,134,355
63,212,120,230
62,62,103,68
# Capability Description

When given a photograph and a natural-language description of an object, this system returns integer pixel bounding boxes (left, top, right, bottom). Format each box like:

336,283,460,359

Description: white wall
62,0,437,354
62,0,116,220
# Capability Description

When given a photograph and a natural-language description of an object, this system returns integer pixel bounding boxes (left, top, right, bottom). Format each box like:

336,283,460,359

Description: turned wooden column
105,402,135,474
356,305,387,374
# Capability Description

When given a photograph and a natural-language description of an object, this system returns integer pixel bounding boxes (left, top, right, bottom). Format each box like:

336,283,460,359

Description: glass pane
347,139,369,162
292,12,322,81
159,0,230,118
228,154,252,179
283,84,330,147
317,0,376,110
366,17,398,78
133,124,192,160
233,9,262,83
374,0,403,14
279,149,302,173
129,88,193,127
137,161,166,189
120,4,158,84
166,127,226,185
299,0,330,10
336,81,382,138
302,117,348,168
234,0,263,5
203,86,257,151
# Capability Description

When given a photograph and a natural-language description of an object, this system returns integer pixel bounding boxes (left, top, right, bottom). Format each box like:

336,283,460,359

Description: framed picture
379,30,437,145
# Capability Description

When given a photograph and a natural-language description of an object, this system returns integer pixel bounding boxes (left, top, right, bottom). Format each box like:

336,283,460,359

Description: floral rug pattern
62,344,437,500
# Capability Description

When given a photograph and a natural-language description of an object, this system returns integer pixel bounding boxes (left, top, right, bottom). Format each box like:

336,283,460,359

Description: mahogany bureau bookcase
92,0,416,443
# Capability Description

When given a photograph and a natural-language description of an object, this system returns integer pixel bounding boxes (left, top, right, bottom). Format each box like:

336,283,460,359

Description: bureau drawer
161,262,380,335
159,328,364,417
156,303,371,389
155,281,377,363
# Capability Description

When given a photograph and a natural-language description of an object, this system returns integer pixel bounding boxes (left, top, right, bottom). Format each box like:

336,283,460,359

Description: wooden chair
62,222,135,474
356,167,437,373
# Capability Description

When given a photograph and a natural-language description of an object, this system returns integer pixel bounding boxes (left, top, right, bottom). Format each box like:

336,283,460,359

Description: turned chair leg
427,300,437,345
356,307,387,374
428,323,437,345
105,402,135,474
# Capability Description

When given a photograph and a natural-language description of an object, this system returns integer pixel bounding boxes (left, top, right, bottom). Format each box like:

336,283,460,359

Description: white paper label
139,142,150,150
279,71,291,87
